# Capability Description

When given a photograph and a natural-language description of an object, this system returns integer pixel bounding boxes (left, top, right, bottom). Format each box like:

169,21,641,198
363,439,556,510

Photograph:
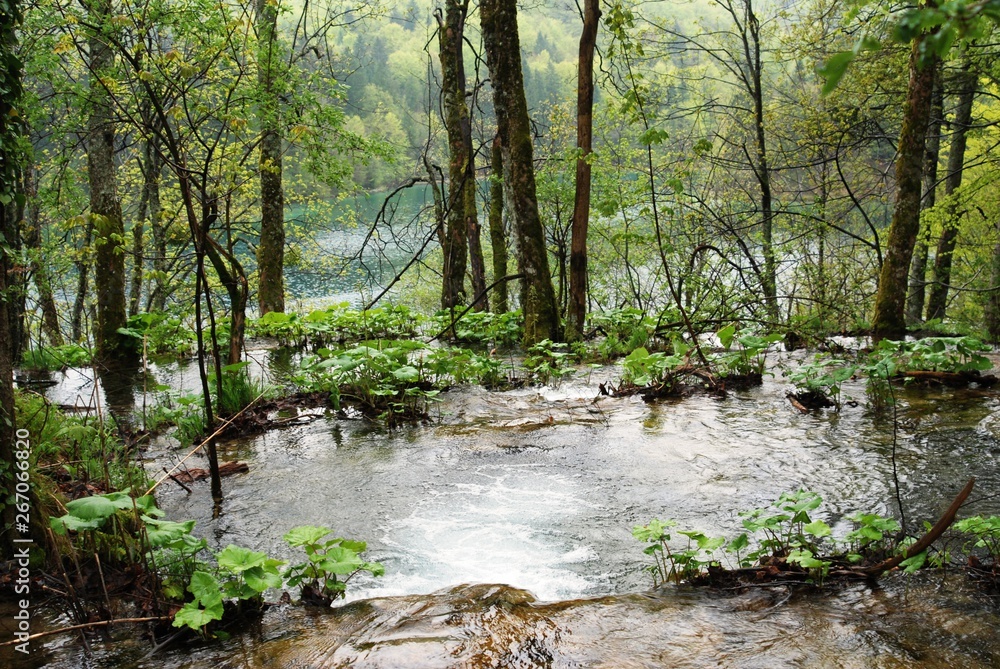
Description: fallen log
895,370,998,387
171,461,249,484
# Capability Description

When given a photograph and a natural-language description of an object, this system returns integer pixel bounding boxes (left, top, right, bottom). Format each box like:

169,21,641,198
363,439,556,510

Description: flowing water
6,353,1000,667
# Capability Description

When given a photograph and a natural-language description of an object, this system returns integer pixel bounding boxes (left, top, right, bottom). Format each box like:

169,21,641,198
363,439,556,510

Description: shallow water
6,353,1000,667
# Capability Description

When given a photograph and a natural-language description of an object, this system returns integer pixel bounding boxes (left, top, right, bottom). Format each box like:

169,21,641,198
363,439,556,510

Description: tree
0,0,22,558
987,228,1000,341
85,0,131,364
925,62,978,321
488,136,508,313
566,0,600,341
870,33,938,341
436,1,471,311
906,64,943,325
480,0,560,345
256,0,285,315
23,164,63,345
644,0,781,323
825,0,1000,340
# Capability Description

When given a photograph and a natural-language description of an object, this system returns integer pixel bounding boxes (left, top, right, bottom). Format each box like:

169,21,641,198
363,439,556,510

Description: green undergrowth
291,339,517,424
786,336,996,411
634,489,997,589
21,343,93,371
48,490,383,638
16,391,150,493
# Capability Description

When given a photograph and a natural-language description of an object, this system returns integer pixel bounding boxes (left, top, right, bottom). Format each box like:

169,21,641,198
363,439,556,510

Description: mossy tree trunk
986,231,1000,343
566,0,600,342
256,0,285,315
86,0,132,364
480,0,560,345
1,0,22,557
0,197,15,555
871,37,937,342
488,137,508,313
906,64,943,326
926,63,977,322
437,1,472,310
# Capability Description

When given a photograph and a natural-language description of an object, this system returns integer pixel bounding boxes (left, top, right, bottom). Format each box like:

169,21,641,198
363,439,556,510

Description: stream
5,352,1000,667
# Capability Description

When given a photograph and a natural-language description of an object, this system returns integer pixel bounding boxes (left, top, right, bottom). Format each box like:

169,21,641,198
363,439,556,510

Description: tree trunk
480,0,560,345
87,2,131,363
906,64,943,326
256,0,285,315
0,197,16,555
23,165,63,346
71,219,92,342
566,0,600,342
4,180,25,361
0,0,22,555
743,0,777,322
145,138,166,312
986,230,1000,343
871,38,937,342
488,137,508,314
128,140,152,317
204,199,248,366
926,64,977,322
437,1,472,310
468,196,488,311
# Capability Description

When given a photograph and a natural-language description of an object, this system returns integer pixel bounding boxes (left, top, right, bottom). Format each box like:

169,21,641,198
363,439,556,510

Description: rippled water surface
5,353,1000,667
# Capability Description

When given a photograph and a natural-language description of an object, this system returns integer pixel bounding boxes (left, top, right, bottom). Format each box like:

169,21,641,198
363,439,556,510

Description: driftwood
171,461,249,484
786,391,835,412
609,365,726,401
0,616,171,647
787,395,809,413
859,477,975,577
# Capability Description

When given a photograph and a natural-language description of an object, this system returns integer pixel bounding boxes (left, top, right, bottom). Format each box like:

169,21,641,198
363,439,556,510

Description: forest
2,0,1000,666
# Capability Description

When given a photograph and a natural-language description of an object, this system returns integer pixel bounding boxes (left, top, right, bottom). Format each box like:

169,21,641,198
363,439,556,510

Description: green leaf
363,561,385,577
340,539,367,553
900,551,927,573
639,128,669,146
187,571,222,604
65,493,129,521
727,533,749,553
134,495,165,517
257,311,291,324
818,51,855,96
717,324,736,350
320,546,363,575
392,365,420,382
244,566,283,592
283,525,331,547
51,514,105,533
142,517,197,547
222,361,252,374
804,520,832,538
172,599,223,630
216,544,267,573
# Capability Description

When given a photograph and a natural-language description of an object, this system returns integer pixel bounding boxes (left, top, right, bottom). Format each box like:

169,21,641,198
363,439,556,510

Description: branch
861,477,975,577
